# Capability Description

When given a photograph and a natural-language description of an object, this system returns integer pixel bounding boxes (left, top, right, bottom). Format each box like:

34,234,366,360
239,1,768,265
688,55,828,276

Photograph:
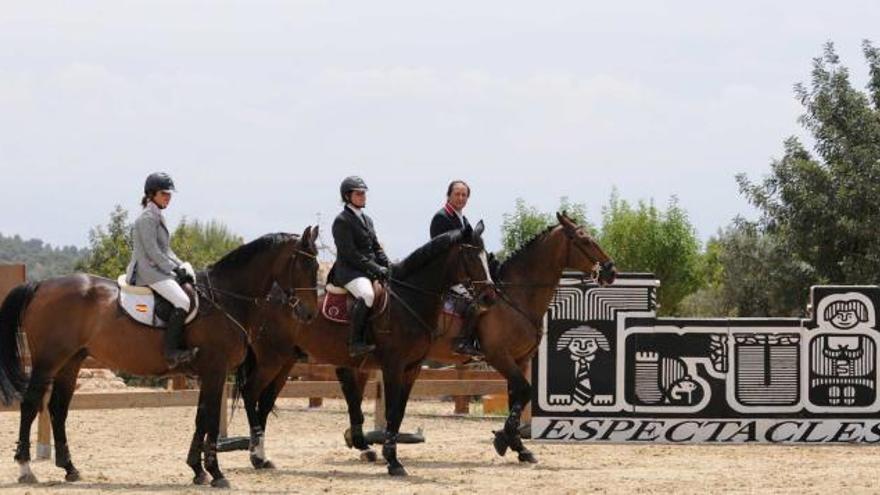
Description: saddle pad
117,275,199,327
321,291,350,323
319,282,389,324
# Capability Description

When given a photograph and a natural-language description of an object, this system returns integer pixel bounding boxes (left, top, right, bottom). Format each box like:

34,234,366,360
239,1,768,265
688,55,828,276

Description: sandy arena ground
0,394,875,494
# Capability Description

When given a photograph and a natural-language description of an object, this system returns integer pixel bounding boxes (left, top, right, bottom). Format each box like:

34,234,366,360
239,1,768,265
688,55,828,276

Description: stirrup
165,347,198,368
349,342,376,357
453,340,484,358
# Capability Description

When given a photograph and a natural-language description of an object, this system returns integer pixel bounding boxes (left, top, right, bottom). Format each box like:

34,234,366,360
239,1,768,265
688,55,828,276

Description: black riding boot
164,307,198,368
453,303,484,358
348,298,376,357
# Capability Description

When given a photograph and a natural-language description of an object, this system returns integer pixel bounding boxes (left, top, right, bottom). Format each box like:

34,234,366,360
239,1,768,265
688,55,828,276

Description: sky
1,1,878,259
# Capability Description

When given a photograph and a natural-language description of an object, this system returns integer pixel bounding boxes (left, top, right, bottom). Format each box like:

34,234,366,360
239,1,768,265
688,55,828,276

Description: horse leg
248,366,286,470
492,356,537,463
199,373,230,488
381,364,417,477
14,368,52,484
257,364,292,432
242,369,270,470
187,386,209,485
336,367,377,462
48,352,86,482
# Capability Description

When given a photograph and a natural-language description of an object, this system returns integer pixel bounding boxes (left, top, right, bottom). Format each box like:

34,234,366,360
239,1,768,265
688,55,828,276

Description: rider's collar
146,201,163,215
444,202,464,221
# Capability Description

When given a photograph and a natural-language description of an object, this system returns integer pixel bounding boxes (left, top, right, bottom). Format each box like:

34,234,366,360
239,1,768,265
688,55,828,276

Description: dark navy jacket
330,206,390,286
430,203,471,239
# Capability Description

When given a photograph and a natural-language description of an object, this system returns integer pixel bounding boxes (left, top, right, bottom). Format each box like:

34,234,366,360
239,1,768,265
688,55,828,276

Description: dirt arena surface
0,397,874,494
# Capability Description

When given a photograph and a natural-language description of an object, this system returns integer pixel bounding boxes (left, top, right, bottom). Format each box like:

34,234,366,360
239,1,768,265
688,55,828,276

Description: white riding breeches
150,279,191,310
344,277,375,308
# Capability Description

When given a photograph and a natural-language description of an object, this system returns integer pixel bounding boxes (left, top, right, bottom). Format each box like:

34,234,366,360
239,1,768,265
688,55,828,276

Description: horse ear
301,226,313,247
474,220,485,237
310,225,320,243
557,211,575,228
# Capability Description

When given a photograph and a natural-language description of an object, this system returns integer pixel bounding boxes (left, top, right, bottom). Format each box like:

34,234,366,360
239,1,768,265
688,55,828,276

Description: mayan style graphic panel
533,273,880,444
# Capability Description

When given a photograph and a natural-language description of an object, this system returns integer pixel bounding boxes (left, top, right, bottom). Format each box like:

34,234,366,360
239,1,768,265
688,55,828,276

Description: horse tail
0,283,38,406
231,343,257,412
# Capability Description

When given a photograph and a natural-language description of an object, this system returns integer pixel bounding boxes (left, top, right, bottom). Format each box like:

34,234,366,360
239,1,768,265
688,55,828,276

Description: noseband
563,226,615,282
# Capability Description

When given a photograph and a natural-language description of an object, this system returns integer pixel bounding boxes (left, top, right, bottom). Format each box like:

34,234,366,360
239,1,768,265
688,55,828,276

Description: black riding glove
374,266,390,281
173,267,195,285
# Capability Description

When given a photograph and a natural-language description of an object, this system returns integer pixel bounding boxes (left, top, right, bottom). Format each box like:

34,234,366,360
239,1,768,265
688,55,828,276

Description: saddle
320,281,388,324
117,275,200,327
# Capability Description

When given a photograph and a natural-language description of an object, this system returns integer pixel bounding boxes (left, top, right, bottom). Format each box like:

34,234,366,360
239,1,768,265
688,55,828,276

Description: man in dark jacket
430,180,485,358
331,176,390,357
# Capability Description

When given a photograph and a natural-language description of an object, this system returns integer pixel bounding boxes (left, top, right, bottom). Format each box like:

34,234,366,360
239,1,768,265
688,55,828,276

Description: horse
335,211,616,464
0,226,321,488
234,221,495,476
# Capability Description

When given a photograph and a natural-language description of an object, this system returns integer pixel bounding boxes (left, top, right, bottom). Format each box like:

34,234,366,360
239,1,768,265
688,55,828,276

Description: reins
195,247,319,343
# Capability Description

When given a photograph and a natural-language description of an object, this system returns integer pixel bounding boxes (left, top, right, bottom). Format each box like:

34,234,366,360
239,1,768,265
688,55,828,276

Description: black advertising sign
532,273,880,444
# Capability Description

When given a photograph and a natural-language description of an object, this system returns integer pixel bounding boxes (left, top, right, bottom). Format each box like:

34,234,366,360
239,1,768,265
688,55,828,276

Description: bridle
384,240,495,337
282,246,320,316
562,224,615,283
196,240,320,331
458,242,495,296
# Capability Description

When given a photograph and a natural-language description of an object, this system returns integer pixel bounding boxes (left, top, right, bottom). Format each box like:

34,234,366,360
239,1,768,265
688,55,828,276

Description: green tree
678,236,728,317
737,40,880,285
713,220,814,317
499,197,593,259
499,198,551,260
0,233,86,281
171,218,243,270
598,193,701,315
76,206,243,278
76,205,132,278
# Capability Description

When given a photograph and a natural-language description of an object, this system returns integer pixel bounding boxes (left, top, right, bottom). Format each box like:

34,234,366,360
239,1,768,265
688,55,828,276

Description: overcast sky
1,1,877,258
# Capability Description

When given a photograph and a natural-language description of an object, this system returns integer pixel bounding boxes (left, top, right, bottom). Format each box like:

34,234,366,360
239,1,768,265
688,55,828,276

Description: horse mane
392,231,458,280
211,233,299,272
497,224,559,280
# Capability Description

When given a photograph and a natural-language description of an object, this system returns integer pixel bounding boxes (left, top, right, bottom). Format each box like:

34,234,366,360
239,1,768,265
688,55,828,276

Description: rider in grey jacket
126,172,198,367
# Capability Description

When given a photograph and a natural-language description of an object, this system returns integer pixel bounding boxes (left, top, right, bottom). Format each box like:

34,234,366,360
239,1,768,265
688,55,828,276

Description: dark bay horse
336,212,616,463
235,222,494,476
0,227,320,488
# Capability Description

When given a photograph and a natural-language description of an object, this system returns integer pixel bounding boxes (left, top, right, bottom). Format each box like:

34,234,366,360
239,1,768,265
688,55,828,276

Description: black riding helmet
144,172,176,196
339,176,368,203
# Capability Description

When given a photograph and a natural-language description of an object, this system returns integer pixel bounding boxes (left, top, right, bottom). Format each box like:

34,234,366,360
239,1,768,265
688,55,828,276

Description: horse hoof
387,465,408,477
18,473,38,484
492,431,509,457
211,477,231,489
518,451,538,464
193,472,209,485
65,469,82,482
250,456,275,470
360,449,378,463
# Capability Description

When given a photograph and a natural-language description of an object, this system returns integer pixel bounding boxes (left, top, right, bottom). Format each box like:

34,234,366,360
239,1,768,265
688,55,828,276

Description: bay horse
0,227,321,488
235,221,494,476
336,211,616,463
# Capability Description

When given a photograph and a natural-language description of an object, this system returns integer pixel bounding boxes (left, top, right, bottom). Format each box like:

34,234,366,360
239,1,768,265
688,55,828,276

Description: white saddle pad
117,275,199,327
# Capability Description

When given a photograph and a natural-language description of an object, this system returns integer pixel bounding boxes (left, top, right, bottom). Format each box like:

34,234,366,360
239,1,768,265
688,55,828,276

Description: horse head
556,211,617,286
